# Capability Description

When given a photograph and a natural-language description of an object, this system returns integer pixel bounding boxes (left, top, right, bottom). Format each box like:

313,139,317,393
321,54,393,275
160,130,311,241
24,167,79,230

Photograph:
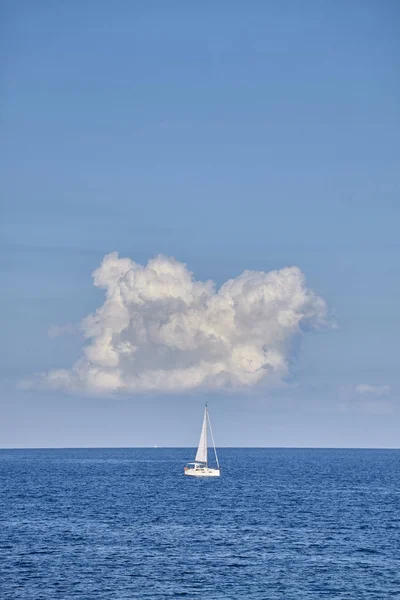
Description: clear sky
2,1,399,448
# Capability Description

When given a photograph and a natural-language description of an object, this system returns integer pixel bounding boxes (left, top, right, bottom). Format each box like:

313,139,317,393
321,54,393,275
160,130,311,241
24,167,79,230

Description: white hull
184,467,220,477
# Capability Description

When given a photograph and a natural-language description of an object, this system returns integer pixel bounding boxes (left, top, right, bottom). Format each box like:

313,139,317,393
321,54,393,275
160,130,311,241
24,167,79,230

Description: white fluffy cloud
36,252,329,394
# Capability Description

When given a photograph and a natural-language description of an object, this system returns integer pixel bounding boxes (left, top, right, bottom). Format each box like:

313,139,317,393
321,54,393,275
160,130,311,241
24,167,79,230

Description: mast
205,401,208,468
205,401,207,467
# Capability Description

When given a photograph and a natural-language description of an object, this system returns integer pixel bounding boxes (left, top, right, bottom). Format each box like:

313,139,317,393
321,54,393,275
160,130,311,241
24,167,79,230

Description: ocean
1,448,399,599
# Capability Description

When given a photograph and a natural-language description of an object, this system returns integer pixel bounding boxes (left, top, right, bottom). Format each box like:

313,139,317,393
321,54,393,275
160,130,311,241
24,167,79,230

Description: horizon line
0,445,399,451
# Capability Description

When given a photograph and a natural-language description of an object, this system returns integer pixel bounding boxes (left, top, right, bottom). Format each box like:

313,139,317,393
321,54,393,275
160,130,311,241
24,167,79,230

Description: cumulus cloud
31,252,329,394
355,384,391,396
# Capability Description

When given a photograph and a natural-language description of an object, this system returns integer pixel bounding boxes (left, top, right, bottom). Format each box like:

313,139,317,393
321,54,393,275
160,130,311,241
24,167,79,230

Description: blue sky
2,1,399,447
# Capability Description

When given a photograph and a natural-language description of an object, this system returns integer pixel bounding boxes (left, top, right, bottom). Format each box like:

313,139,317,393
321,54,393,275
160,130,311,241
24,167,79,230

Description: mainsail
195,406,208,464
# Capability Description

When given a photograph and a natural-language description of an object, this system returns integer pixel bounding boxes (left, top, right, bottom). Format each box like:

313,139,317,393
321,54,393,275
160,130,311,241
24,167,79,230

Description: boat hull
184,467,220,477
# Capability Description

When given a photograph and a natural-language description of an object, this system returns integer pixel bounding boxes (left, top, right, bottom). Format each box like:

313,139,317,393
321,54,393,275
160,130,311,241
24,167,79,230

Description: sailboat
184,403,220,477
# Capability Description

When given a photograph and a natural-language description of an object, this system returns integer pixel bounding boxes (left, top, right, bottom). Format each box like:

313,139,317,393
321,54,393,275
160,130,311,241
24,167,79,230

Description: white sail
194,406,208,464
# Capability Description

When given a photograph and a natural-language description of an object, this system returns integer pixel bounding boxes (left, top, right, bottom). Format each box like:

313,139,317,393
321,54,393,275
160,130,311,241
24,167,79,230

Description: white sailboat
184,403,220,477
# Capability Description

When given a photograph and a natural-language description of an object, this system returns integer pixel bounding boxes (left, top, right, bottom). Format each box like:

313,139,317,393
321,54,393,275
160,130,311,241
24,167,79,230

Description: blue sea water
0,448,399,599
